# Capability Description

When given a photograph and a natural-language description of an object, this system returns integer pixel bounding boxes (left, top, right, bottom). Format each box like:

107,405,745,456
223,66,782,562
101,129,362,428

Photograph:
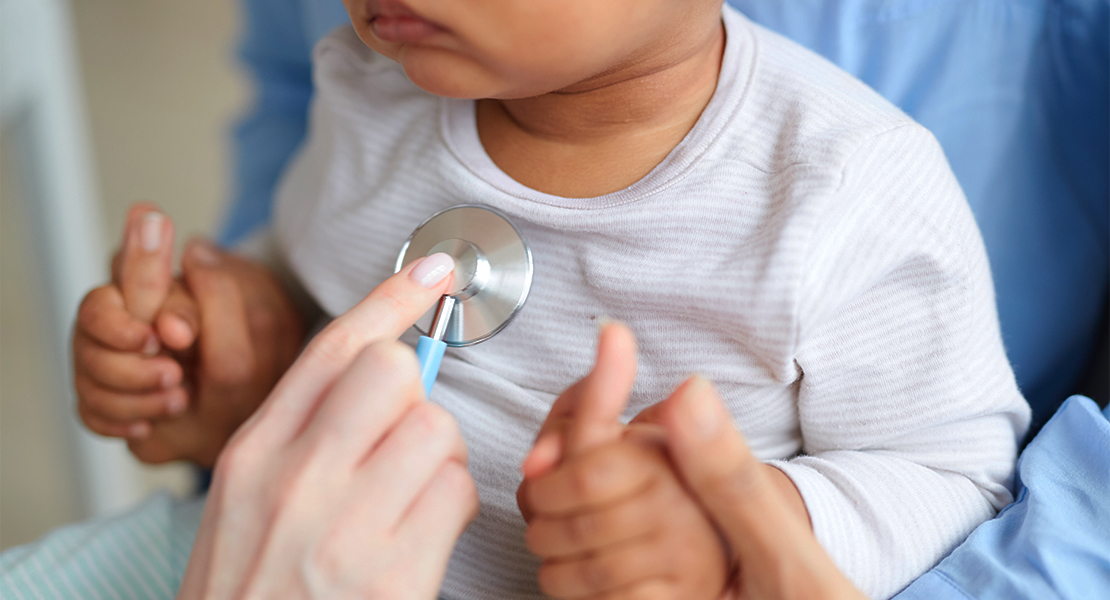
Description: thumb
521,322,638,478
659,377,781,555
181,239,254,387
118,203,175,324
661,376,866,599
564,321,637,456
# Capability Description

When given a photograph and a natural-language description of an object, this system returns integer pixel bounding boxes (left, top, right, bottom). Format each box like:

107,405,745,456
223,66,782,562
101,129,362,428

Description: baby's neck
476,23,725,198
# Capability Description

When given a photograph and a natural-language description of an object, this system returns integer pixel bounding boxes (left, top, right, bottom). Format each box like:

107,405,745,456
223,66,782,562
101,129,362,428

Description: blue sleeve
893,396,1110,600
729,0,1109,426
218,0,315,246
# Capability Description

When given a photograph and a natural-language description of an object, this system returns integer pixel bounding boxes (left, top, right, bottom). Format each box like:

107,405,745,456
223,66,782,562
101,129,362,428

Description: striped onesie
1,5,1029,599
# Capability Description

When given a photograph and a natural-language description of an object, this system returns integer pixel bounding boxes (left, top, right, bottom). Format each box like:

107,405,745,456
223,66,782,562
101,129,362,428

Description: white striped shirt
271,6,1029,599
1,5,1030,599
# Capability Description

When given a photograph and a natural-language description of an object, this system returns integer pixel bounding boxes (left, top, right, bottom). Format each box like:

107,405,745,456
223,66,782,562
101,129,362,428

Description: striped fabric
1,4,1032,598
0,492,203,599
269,5,1029,599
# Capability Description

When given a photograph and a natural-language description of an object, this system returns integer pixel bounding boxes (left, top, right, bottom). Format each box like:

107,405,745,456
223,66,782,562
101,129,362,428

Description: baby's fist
74,205,185,438
524,428,730,600
519,323,729,599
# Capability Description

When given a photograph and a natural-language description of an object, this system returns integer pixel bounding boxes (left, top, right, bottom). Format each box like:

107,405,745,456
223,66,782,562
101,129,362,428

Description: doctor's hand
517,323,730,600
72,203,305,466
652,377,866,600
179,253,476,600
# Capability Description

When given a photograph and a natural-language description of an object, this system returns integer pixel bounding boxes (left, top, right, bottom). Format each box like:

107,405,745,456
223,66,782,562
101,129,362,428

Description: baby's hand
73,204,306,466
525,428,729,599
519,323,729,599
74,205,183,439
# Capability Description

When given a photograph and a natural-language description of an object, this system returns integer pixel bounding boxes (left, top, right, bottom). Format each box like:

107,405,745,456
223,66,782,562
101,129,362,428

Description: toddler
77,0,1030,598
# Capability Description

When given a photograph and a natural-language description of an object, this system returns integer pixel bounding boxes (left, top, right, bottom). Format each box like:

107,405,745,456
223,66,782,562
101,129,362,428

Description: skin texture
522,325,863,600
518,324,730,600
178,257,480,600
85,2,861,594
343,0,726,197
656,377,866,600
73,203,305,467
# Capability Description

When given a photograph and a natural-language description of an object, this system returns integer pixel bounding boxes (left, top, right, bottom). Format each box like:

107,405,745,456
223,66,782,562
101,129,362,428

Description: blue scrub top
222,0,1109,424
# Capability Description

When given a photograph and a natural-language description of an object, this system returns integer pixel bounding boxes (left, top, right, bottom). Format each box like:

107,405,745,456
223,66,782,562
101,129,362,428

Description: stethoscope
395,205,533,394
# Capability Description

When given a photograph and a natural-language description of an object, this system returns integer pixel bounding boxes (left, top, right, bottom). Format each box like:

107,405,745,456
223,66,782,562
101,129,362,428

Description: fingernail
141,334,160,357
140,213,164,253
129,422,151,439
596,315,612,332
161,371,177,389
687,376,721,438
166,395,187,416
411,253,454,288
188,240,221,266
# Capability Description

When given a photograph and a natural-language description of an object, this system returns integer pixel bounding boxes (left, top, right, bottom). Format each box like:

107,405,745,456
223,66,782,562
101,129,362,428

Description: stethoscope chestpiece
395,205,533,392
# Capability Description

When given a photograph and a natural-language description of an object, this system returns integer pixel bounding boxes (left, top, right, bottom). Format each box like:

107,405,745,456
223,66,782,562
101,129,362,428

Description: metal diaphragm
395,205,533,347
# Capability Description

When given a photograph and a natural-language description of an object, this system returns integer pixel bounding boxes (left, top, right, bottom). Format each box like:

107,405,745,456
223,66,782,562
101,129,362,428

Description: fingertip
165,391,187,417
183,238,222,269
597,320,637,361
126,201,161,222
669,375,724,440
123,204,171,255
409,252,455,289
522,433,563,478
139,212,165,253
141,333,161,357
156,313,195,350
160,364,183,389
566,321,638,454
128,421,151,439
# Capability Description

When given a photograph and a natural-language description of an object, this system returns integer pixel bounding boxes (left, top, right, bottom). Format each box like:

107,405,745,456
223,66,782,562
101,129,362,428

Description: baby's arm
519,324,729,600
771,126,1030,598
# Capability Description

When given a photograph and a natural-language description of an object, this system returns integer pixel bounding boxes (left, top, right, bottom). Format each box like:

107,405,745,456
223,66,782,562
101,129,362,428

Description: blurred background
1,0,247,549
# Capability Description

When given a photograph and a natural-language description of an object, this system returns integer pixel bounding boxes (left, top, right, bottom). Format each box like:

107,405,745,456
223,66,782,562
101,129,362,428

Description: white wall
0,0,248,549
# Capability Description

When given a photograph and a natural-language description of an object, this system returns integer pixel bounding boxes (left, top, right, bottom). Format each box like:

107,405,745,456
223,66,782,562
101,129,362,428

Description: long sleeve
770,126,1031,599
219,0,316,246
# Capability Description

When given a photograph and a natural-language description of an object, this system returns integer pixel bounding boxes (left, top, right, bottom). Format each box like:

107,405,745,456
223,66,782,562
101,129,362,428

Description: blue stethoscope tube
415,295,456,395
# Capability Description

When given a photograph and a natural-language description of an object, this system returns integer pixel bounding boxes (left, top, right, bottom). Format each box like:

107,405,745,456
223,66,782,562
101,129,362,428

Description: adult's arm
657,376,865,600
220,0,315,246
730,0,1109,428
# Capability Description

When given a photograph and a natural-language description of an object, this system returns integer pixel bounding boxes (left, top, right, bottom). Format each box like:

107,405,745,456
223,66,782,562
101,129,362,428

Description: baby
74,0,1030,598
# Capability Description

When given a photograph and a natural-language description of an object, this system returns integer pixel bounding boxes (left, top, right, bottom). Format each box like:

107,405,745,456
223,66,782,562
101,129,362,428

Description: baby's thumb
118,204,175,324
564,321,638,456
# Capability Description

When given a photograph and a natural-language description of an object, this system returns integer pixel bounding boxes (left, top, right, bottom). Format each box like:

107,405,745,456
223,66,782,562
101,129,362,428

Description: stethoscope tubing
416,295,456,395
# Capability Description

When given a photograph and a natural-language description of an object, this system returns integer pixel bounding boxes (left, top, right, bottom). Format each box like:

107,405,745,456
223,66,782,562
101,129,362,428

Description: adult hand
519,323,729,599
129,237,306,466
178,252,477,600
73,203,306,466
655,377,866,600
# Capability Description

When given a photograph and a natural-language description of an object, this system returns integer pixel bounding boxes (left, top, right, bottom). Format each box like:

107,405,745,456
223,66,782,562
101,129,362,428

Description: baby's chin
395,49,566,100
400,60,504,99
